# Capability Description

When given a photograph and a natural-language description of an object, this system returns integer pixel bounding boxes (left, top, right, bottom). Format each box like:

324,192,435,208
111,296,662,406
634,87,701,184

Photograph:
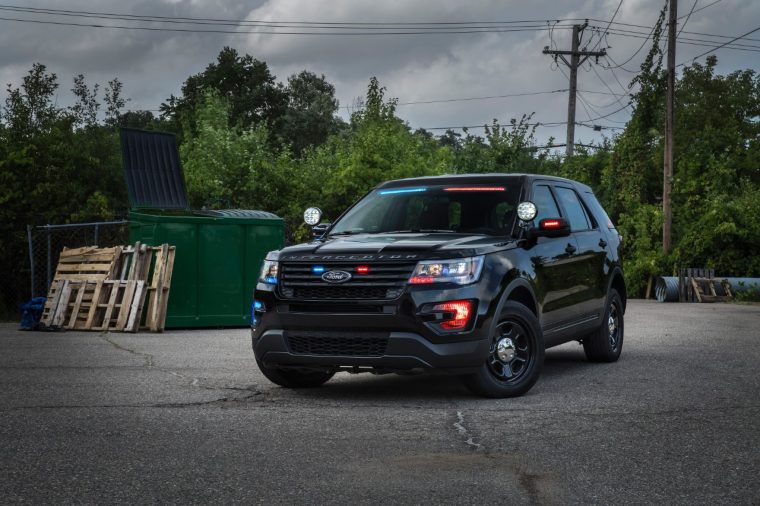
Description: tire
256,358,335,388
583,288,624,362
461,301,545,398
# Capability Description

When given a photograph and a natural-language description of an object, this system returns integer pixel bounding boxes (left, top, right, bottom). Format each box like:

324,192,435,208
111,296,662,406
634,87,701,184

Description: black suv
252,174,625,397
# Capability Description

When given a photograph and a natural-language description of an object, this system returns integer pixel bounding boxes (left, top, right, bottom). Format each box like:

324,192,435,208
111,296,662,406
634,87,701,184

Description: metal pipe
655,276,680,302
723,278,760,294
35,220,128,230
656,276,760,302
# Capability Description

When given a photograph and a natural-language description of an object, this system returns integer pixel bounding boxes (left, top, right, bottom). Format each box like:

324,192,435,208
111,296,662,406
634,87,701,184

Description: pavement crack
98,333,261,397
452,410,484,451
5,392,265,411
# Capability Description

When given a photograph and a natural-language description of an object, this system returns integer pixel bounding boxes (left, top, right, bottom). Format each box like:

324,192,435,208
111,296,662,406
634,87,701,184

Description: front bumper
251,282,496,373
254,329,489,372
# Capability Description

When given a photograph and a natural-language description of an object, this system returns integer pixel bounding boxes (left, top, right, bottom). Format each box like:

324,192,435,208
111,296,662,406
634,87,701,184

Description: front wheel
582,288,624,362
255,358,335,388
461,301,545,398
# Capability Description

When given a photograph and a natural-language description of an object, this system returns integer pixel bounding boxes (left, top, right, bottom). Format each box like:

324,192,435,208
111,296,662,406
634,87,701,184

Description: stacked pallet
41,243,175,332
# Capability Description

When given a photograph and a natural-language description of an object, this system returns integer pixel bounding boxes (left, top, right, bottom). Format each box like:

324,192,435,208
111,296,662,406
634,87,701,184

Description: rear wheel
583,288,624,362
256,359,335,388
461,301,544,398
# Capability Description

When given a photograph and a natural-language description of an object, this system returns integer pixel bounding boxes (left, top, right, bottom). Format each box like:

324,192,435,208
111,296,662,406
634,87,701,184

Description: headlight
259,260,279,285
408,256,484,285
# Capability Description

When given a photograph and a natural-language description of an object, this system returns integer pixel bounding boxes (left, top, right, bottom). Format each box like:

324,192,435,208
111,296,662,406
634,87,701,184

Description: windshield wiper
378,229,455,234
327,229,364,236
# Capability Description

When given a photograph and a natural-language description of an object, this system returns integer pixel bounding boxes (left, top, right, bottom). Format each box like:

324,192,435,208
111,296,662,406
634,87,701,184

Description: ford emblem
321,270,352,283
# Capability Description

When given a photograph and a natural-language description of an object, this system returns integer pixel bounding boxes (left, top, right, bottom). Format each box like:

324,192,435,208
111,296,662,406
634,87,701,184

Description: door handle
599,238,608,248
565,244,577,254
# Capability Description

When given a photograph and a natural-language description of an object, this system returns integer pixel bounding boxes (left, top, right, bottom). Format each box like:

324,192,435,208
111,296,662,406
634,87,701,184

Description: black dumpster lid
120,128,189,210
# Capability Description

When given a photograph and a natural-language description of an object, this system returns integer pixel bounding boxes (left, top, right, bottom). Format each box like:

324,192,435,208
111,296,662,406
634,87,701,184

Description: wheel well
611,272,627,312
507,286,537,316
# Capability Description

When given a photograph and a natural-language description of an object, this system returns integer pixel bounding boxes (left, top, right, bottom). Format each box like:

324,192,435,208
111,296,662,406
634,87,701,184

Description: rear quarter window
584,192,616,230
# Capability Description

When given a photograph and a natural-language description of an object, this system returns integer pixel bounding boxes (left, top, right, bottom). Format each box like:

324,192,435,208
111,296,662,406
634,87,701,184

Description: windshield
329,184,521,236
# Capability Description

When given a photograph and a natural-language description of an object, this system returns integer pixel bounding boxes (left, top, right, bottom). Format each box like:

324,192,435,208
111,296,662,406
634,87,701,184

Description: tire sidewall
606,289,624,358
467,301,545,398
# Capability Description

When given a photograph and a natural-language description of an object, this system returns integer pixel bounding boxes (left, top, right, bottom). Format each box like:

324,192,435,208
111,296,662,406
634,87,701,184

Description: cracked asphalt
1,300,758,505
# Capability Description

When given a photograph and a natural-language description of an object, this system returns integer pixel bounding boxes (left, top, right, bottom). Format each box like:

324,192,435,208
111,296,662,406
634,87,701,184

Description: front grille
285,331,389,356
291,286,389,300
279,262,416,300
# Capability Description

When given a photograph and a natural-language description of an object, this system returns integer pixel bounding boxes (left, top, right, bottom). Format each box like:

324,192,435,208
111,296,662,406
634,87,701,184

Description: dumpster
121,128,284,328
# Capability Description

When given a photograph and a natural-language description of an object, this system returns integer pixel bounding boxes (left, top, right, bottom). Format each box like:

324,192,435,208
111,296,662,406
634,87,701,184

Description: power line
421,121,568,130
590,0,624,51
595,26,760,51
678,24,760,65
0,4,588,27
677,0,721,19
602,2,665,70
338,88,628,109
394,89,568,106
677,0,699,39
591,64,631,110
0,4,749,43
0,15,579,35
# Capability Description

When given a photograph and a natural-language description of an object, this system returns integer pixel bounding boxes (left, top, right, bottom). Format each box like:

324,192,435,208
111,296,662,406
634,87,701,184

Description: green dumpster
129,210,283,327
120,128,284,328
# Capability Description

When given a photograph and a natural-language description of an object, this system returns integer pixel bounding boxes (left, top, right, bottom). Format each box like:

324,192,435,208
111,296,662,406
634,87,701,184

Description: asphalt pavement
1,300,758,505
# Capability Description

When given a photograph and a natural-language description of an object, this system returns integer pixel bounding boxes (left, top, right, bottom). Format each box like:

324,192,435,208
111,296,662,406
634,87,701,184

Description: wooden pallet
43,279,147,331
41,246,121,324
41,242,174,332
144,244,176,332
53,246,121,281
691,277,733,303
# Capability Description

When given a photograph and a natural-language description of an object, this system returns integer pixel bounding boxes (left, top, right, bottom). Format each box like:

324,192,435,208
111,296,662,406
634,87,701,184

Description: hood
273,233,517,261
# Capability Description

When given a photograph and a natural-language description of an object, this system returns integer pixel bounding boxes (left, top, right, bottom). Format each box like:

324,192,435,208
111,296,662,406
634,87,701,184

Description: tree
161,47,287,138
179,92,298,221
278,71,345,155
298,77,453,223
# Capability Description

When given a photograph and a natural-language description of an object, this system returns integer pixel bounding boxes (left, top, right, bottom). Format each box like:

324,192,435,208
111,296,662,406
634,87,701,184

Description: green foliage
0,64,128,314
162,47,286,140
179,93,298,221
3,45,760,314
299,77,453,221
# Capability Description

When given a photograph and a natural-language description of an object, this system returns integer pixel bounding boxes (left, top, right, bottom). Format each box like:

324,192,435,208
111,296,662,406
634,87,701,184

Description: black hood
273,233,516,261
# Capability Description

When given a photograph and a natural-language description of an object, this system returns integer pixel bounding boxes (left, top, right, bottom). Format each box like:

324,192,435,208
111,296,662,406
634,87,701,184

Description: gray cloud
1,0,757,146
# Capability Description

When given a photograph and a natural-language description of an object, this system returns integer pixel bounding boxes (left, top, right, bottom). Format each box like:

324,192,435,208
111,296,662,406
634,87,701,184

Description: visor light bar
444,186,505,192
378,187,427,195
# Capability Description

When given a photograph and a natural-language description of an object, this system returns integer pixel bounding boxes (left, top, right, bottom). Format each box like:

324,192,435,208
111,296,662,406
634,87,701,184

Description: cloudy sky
0,0,758,146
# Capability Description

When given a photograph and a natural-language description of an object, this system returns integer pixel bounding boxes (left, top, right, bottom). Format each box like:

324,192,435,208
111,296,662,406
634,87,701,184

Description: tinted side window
532,185,561,223
555,187,590,231
584,192,615,230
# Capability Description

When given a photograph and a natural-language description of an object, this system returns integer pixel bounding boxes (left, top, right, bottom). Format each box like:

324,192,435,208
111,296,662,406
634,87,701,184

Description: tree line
1,41,759,315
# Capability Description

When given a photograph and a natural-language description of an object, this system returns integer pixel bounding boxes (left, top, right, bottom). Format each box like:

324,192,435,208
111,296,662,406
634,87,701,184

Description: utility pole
544,23,606,156
663,0,677,254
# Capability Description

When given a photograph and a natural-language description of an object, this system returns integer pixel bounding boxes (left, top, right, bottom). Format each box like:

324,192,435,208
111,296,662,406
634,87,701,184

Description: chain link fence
0,221,129,320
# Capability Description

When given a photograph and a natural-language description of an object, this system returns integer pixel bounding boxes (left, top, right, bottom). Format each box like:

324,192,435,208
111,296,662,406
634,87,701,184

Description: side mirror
312,223,330,238
528,218,571,239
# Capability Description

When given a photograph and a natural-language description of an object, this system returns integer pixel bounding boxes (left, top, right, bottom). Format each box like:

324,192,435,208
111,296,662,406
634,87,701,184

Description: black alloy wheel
487,320,532,384
583,288,624,362
461,300,545,398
